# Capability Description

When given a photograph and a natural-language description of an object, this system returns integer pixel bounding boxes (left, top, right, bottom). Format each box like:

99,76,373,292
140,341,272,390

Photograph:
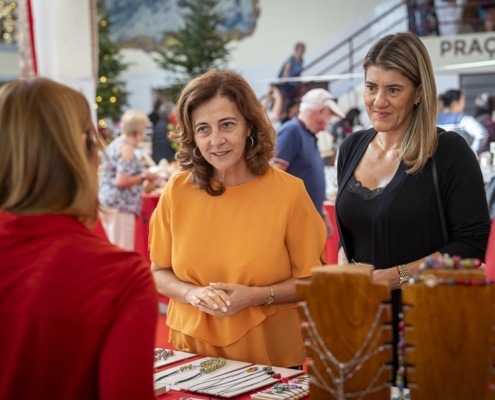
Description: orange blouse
149,166,326,364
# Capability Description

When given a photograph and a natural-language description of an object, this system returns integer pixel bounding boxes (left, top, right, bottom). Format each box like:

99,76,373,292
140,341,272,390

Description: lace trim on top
348,175,386,201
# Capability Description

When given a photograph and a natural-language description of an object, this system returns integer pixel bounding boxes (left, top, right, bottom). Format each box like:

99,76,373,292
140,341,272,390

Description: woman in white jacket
437,89,488,154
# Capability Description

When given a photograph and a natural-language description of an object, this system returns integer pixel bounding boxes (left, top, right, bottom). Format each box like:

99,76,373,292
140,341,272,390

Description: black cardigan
336,128,491,269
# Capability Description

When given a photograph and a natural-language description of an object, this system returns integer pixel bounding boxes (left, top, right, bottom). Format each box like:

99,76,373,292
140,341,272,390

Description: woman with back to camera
150,69,326,367
335,32,490,376
436,88,489,154
0,78,158,399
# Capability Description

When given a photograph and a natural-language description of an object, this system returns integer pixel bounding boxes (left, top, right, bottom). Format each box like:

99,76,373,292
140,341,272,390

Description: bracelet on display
421,254,482,270
154,348,174,362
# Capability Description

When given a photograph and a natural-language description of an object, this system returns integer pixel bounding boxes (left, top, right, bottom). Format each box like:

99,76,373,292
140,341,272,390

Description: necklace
377,133,401,150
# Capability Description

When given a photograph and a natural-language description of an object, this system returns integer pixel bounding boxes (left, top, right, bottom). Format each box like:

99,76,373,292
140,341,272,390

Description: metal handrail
301,0,491,82
301,1,404,74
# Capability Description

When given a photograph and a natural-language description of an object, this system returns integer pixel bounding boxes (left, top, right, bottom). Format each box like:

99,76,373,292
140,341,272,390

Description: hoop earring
246,136,255,149
193,147,202,159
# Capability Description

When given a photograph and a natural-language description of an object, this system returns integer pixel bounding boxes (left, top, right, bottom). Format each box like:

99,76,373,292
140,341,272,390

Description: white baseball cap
301,88,345,119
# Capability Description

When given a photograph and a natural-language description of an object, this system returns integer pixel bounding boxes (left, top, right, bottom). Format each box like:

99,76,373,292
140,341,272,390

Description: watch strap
398,264,409,288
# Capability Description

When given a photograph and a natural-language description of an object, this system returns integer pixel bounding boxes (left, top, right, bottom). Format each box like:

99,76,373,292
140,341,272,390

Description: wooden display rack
403,269,495,399
296,265,393,399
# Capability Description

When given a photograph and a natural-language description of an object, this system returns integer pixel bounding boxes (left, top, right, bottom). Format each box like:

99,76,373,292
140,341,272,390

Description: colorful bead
423,254,482,270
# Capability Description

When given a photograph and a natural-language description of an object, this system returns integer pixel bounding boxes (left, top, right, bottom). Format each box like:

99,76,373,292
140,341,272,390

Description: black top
338,175,385,263
152,118,177,164
336,128,490,269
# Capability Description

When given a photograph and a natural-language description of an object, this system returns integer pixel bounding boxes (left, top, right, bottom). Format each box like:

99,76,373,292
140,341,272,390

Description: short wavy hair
120,109,150,137
0,78,100,227
173,69,276,196
364,32,438,174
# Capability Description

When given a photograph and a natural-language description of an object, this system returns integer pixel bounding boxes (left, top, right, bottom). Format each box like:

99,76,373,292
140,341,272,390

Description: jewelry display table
153,354,309,400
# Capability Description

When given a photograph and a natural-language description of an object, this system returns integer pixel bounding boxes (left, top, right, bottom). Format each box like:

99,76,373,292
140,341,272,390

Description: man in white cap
273,88,345,238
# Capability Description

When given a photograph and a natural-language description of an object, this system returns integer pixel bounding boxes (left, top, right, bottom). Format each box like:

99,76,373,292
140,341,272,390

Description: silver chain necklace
377,133,401,150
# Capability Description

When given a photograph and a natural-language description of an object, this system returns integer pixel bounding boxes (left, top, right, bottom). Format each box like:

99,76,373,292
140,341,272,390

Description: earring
246,136,255,149
193,147,202,158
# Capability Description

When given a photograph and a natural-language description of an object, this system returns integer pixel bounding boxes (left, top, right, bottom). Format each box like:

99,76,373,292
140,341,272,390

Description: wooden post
403,269,495,399
296,265,392,400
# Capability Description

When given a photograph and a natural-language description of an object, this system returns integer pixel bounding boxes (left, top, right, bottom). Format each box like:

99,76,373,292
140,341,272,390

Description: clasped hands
185,282,252,318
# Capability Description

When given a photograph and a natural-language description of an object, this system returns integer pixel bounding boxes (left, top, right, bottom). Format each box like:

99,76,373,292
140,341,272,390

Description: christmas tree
154,0,231,98
96,0,129,133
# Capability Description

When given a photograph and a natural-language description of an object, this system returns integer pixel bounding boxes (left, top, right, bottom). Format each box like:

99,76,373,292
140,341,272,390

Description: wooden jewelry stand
402,269,495,399
296,265,393,399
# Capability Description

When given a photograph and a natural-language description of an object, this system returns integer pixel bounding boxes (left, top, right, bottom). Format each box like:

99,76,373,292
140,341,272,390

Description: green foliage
154,0,231,98
96,0,129,122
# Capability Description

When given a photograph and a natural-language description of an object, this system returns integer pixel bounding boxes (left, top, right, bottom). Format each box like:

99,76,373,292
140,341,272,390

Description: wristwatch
264,285,275,305
398,264,410,288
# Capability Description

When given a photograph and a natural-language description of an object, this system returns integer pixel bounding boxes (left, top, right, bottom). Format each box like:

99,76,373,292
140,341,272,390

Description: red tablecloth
323,201,339,265
135,193,161,264
135,195,339,267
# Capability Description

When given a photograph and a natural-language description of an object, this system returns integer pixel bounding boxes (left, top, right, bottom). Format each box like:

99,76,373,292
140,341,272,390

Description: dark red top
0,212,158,399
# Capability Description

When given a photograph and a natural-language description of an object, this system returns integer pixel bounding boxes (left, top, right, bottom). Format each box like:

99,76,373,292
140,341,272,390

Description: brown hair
173,69,276,195
0,78,100,227
363,32,438,174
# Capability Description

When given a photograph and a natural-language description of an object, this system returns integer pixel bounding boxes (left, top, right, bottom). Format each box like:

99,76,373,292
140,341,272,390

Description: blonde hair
174,69,276,196
0,78,100,227
120,109,150,137
364,32,438,174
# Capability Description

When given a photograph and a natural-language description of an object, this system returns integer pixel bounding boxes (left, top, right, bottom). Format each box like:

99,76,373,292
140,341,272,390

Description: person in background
0,78,157,399
152,100,177,164
335,32,490,380
262,85,284,131
479,2,495,31
474,92,495,151
148,97,162,128
437,89,489,154
278,42,306,102
150,69,326,367
403,0,439,36
434,0,463,36
99,109,158,251
280,98,301,125
331,107,363,145
273,88,345,239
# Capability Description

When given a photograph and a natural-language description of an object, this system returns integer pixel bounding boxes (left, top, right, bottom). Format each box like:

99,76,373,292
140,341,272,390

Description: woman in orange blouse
150,70,326,367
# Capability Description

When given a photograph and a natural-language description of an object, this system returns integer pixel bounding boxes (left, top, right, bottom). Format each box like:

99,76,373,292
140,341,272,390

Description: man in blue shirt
273,88,345,238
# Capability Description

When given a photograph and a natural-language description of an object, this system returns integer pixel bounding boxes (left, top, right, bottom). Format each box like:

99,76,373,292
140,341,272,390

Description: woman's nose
374,90,388,107
210,128,226,146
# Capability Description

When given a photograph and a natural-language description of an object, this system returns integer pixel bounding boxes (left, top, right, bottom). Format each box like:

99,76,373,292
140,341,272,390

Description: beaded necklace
154,357,226,384
421,255,482,270
154,348,174,362
254,375,311,399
